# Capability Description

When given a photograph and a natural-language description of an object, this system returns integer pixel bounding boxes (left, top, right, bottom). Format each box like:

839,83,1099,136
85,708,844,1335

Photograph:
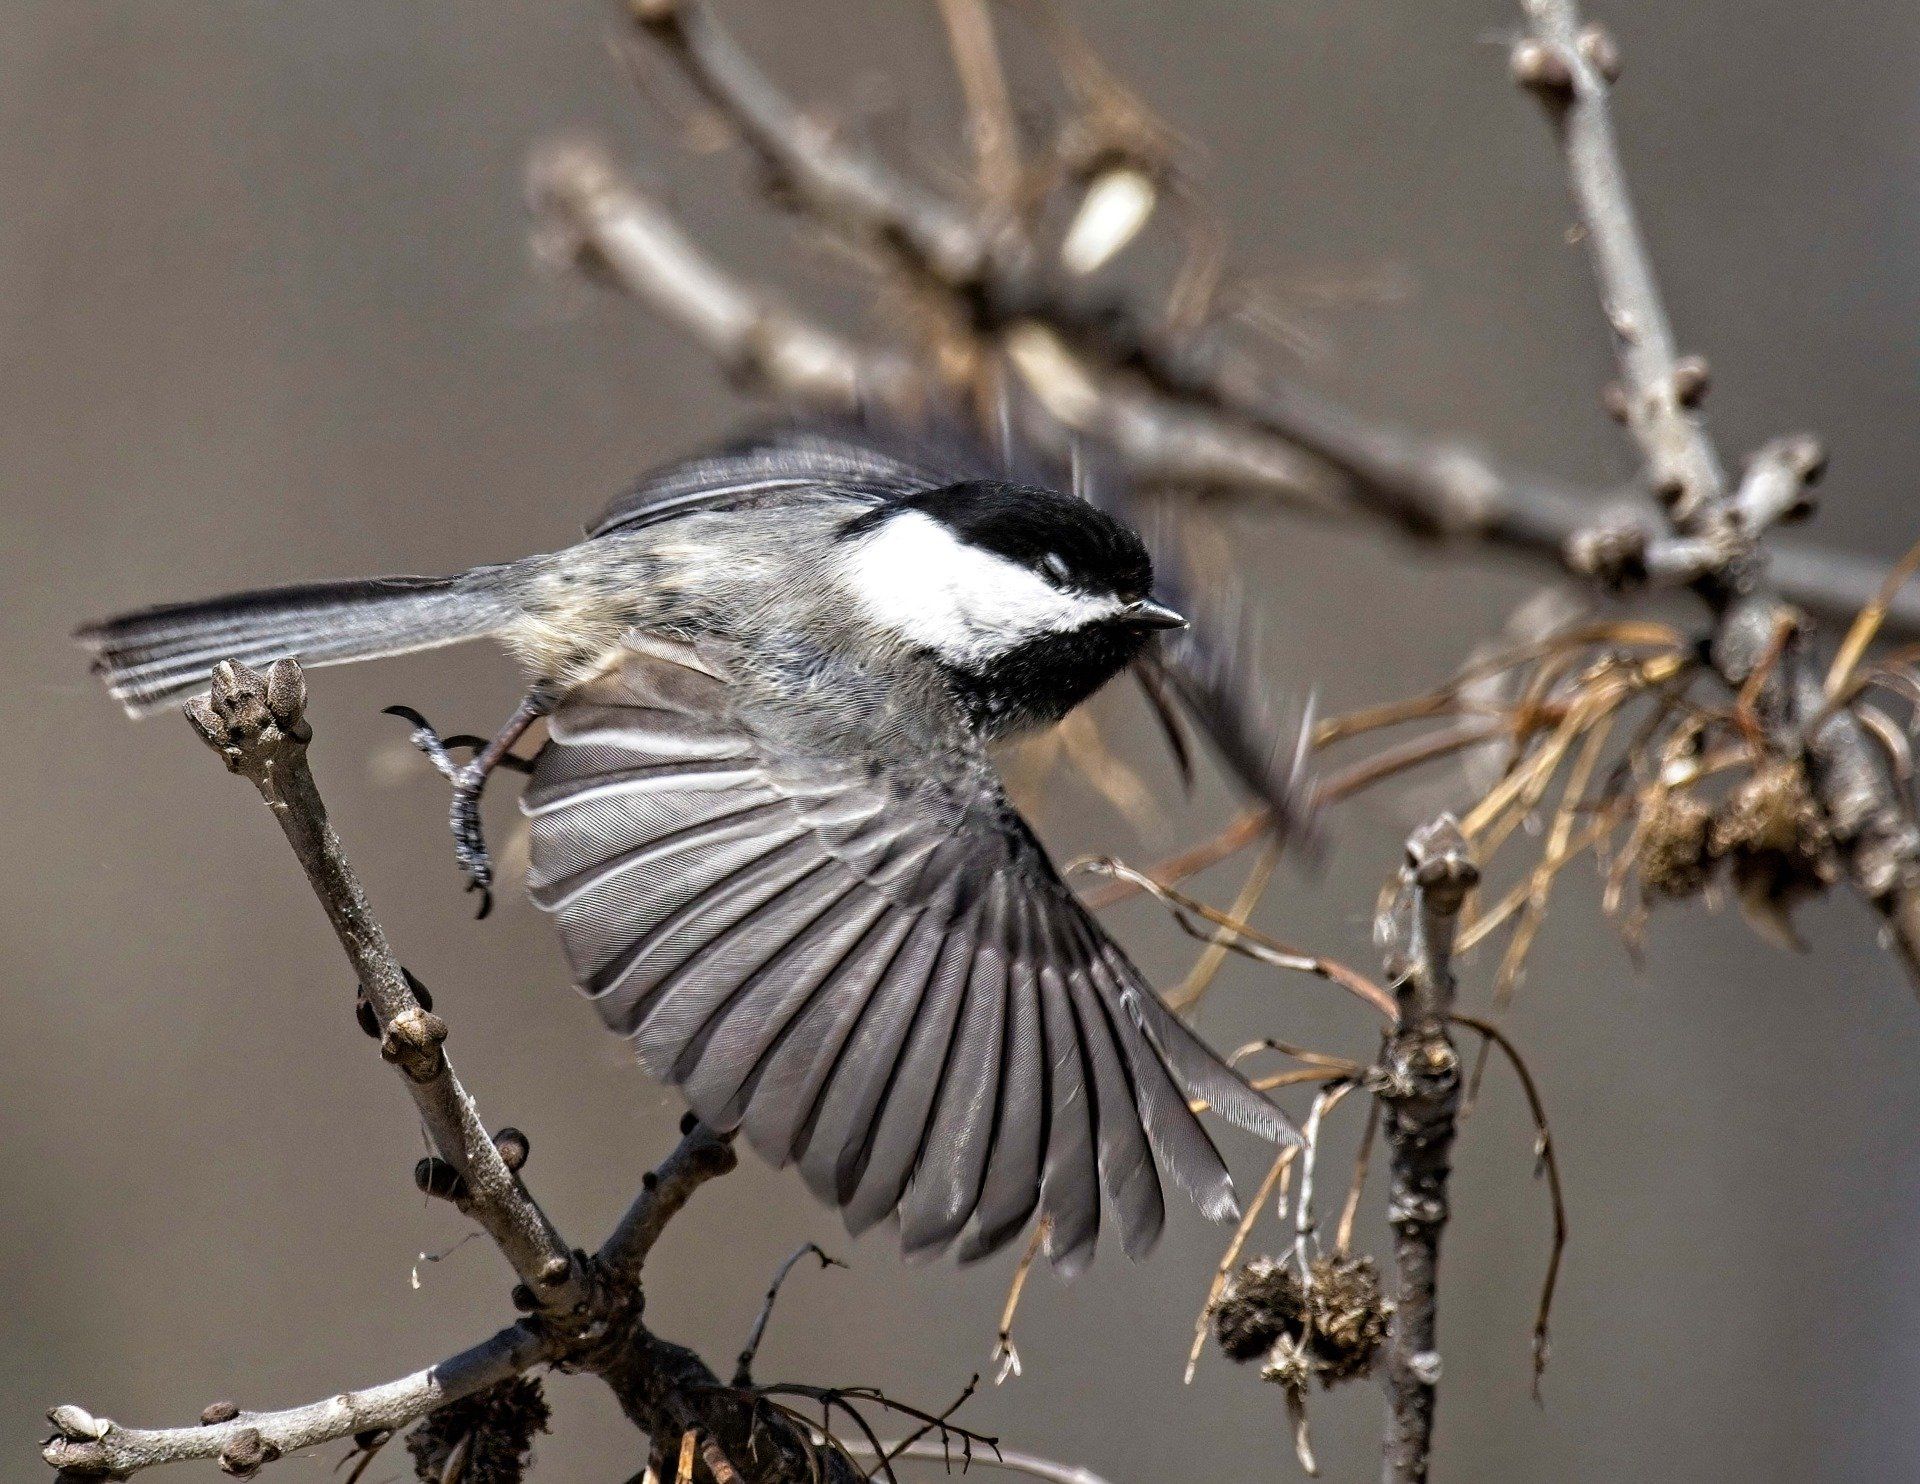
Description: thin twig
1183,1144,1299,1384
993,1222,1048,1384
1335,1092,1384,1255
599,1120,741,1288
852,1439,1117,1484
735,1244,845,1385
1449,1014,1568,1398
1069,856,1399,1022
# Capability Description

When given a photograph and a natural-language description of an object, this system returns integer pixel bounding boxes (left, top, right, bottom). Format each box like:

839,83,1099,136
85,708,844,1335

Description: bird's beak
1120,598,1189,631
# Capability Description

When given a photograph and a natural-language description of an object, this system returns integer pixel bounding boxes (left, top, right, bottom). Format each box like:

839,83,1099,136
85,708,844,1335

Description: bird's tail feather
77,571,517,716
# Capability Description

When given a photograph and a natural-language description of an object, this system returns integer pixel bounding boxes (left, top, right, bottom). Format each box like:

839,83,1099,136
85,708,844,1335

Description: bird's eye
1040,553,1072,584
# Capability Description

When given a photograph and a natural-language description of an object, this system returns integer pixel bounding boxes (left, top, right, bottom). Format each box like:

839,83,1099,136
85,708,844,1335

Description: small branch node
1670,354,1710,408
494,1127,532,1173
1509,38,1575,100
380,1007,450,1083
415,1156,471,1205
216,1429,274,1479
1575,23,1621,83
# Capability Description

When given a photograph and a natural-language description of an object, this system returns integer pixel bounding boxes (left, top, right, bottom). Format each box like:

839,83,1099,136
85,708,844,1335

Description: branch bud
380,1006,450,1082
218,1427,275,1478
494,1127,531,1172
1671,354,1710,408
200,1400,241,1426
46,1406,109,1442
1577,23,1622,83
414,1156,469,1203
1510,39,1575,99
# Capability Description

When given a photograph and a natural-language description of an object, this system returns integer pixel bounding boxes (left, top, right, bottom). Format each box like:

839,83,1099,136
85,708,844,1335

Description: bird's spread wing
586,422,977,539
523,640,1300,1273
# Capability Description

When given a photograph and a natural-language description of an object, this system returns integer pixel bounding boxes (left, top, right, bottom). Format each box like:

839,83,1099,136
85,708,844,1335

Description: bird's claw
383,703,464,782
449,763,496,920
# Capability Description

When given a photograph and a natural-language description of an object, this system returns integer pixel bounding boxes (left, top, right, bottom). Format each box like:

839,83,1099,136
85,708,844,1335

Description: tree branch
1512,0,1920,989
43,1325,549,1480
182,659,587,1310
43,662,873,1483
529,141,926,412
616,0,1920,639
1377,817,1476,1484
597,1118,738,1289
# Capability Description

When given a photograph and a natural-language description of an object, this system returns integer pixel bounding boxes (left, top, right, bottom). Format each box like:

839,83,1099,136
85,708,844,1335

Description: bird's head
836,479,1185,732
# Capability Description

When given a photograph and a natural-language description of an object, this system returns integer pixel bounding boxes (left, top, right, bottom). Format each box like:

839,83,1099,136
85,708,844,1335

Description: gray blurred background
8,3,1920,1480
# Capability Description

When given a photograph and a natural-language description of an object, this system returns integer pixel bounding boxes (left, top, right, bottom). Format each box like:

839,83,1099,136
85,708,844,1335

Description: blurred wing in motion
523,640,1299,1273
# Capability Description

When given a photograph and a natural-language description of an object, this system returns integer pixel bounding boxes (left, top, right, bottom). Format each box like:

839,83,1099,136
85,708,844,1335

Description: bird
78,419,1302,1273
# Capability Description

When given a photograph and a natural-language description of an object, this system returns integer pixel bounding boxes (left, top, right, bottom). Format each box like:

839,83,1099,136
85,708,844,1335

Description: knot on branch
216,1428,275,1479
1734,434,1827,535
526,140,625,282
1406,817,1477,917
380,1006,450,1082
1564,520,1650,588
185,659,310,781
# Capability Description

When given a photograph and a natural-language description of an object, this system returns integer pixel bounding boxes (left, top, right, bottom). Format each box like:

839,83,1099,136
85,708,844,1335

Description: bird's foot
384,704,498,917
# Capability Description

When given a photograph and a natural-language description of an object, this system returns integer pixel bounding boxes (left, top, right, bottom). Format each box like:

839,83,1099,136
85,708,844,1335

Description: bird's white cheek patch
841,511,1116,667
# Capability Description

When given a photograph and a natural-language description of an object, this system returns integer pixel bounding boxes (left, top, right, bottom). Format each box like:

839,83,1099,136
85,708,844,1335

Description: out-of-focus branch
43,1325,549,1480
1511,0,1920,989
182,659,586,1310
619,0,1920,639
530,142,925,412
852,1440,1117,1484
1376,818,1476,1484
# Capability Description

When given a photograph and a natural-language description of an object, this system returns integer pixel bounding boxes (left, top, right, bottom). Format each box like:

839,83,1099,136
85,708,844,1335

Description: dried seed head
1212,1255,1391,1387
1302,1255,1392,1383
1712,763,1840,947
1636,789,1715,901
1713,764,1829,860
1213,1257,1300,1361
405,1376,550,1484
1259,1336,1315,1392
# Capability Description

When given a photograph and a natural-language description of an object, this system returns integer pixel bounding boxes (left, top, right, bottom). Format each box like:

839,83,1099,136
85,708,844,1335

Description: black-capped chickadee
79,422,1300,1272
